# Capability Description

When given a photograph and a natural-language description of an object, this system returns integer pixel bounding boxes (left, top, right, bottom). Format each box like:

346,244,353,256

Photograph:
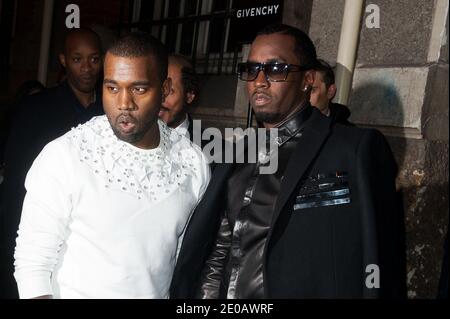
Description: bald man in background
0,28,104,298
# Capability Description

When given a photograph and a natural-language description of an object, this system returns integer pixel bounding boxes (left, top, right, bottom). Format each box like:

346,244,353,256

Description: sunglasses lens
238,63,260,81
265,63,288,81
238,63,293,81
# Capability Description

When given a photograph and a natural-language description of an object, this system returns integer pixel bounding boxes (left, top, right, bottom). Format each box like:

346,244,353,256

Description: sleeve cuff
15,273,54,299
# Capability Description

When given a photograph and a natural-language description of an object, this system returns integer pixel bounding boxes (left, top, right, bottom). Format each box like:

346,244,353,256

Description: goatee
254,111,281,124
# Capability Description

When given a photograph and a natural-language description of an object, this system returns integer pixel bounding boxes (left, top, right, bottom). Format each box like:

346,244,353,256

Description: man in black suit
170,24,405,298
159,54,220,166
0,27,103,298
159,54,199,142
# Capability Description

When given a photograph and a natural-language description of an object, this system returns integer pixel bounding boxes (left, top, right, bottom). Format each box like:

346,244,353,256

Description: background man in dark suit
170,23,405,299
0,27,103,298
310,59,353,126
159,53,219,165
159,54,199,141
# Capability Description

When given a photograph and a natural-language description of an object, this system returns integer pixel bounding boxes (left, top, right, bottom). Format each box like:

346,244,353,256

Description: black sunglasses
237,62,310,82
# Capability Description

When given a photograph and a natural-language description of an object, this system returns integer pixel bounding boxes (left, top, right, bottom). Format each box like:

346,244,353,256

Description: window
126,0,244,75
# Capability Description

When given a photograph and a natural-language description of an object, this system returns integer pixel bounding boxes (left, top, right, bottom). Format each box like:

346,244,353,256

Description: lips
252,91,272,106
116,114,137,134
158,107,169,118
80,75,95,83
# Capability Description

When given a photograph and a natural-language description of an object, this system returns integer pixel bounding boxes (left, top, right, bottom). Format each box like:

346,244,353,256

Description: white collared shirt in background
174,114,190,139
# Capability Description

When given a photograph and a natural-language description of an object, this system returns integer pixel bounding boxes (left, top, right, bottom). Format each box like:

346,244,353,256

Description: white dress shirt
174,114,190,139
14,115,210,299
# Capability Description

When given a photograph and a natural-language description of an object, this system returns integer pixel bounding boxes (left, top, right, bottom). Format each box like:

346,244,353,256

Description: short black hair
62,27,102,54
256,23,318,70
169,54,199,103
315,59,335,88
107,32,168,82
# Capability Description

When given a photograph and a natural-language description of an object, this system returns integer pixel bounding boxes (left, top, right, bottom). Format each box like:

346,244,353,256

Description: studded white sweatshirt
13,115,210,299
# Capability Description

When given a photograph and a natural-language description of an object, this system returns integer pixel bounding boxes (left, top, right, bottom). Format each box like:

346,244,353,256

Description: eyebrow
131,81,151,86
247,58,287,64
103,79,117,85
70,52,100,56
103,79,151,86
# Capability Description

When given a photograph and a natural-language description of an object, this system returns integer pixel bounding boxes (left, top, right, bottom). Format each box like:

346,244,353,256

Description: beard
254,111,281,124
111,123,145,144
108,113,155,145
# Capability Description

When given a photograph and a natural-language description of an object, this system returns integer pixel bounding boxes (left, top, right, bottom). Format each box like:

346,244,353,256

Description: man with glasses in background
170,24,405,299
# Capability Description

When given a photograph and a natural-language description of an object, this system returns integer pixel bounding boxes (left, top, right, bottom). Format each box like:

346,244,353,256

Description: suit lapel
270,111,332,228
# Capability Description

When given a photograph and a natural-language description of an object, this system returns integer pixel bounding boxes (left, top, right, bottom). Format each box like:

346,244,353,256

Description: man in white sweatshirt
13,33,210,299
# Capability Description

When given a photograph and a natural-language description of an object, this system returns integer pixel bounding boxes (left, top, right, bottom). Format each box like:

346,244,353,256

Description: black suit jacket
170,108,405,298
0,81,103,298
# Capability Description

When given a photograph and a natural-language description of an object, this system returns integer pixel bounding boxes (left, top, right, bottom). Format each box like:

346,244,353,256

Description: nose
253,68,270,88
161,97,168,108
117,89,135,111
81,58,93,73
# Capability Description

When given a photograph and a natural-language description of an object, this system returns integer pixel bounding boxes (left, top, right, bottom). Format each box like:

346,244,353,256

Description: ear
303,70,315,90
59,54,66,68
185,91,196,105
162,77,172,102
327,83,337,100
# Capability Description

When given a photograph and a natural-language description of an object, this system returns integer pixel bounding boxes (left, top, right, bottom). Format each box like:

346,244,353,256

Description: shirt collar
273,103,313,147
174,114,190,137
